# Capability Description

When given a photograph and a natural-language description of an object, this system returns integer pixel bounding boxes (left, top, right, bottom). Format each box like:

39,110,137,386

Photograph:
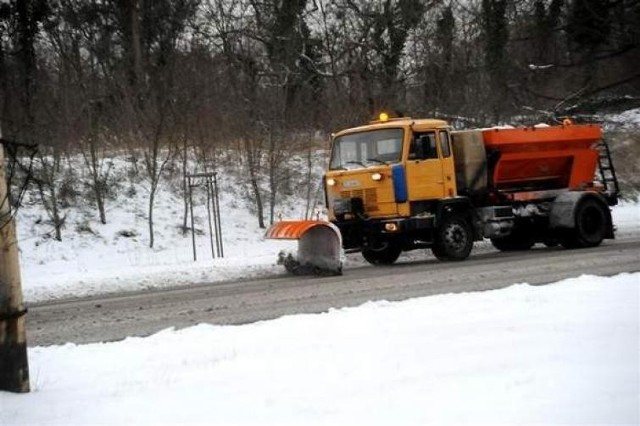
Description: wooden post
0,143,30,393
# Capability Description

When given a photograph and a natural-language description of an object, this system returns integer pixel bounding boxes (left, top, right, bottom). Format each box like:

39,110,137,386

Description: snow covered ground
1,273,638,425
604,107,640,129
14,157,307,304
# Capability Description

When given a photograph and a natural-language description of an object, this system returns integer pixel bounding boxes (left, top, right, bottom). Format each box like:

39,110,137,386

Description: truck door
438,130,457,197
404,131,446,200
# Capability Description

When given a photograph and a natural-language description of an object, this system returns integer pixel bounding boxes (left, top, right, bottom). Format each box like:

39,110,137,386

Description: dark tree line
1,0,638,242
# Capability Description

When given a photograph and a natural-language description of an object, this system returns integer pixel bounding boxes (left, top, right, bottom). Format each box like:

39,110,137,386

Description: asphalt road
27,236,640,346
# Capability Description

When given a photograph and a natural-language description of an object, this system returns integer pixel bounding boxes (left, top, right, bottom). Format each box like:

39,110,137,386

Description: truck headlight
384,222,399,232
371,173,382,181
326,178,336,186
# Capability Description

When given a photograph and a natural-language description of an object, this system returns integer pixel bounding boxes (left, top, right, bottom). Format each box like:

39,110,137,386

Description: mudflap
266,220,343,276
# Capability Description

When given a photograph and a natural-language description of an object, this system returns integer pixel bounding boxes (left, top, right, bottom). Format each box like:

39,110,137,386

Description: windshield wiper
366,158,388,165
345,161,366,168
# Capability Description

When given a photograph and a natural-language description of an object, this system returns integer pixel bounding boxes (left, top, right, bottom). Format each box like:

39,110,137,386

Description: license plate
342,179,360,188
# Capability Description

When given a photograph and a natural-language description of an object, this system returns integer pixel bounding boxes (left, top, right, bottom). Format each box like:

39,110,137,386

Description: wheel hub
444,224,466,251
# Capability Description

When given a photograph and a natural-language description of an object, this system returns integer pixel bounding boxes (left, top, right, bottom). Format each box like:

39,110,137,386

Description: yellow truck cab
324,115,472,264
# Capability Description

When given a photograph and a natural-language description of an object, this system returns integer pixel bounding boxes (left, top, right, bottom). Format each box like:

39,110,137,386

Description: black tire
561,198,608,249
431,215,473,261
362,243,401,265
490,229,535,251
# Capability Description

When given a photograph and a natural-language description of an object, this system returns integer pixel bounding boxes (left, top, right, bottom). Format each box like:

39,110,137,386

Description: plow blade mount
266,220,343,275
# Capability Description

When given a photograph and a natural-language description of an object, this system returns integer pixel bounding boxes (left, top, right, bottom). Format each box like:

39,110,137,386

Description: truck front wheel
432,215,473,261
362,243,402,265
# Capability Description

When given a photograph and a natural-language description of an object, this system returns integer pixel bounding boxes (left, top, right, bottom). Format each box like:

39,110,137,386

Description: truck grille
341,188,378,212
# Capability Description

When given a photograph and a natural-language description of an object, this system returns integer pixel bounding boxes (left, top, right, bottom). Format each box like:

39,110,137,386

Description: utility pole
0,135,30,393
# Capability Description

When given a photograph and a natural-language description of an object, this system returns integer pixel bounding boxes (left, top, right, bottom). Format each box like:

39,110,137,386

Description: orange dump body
481,124,602,191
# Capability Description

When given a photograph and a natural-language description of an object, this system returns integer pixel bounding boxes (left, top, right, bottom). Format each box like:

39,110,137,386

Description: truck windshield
329,128,404,170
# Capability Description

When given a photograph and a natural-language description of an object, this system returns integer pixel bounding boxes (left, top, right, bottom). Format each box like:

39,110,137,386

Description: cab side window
409,132,437,160
439,130,451,158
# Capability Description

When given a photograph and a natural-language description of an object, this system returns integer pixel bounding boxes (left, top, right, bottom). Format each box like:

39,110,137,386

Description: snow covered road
28,235,640,346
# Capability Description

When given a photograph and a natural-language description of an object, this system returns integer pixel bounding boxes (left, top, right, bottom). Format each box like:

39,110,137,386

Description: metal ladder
597,138,620,203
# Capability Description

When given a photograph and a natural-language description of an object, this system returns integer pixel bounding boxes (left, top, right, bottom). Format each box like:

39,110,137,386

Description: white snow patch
612,200,640,231
604,108,640,129
2,273,638,425
528,63,554,70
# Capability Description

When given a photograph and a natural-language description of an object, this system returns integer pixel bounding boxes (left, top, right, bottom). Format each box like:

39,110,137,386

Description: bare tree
33,148,66,241
81,131,113,225
0,0,638,248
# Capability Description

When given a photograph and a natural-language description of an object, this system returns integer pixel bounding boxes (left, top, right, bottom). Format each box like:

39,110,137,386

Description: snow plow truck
267,114,619,275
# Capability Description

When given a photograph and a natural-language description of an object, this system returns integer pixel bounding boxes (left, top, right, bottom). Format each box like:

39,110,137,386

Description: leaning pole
0,143,30,393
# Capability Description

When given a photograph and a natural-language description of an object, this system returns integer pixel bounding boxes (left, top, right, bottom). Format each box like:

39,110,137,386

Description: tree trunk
143,136,172,249
268,148,277,225
51,184,62,241
95,187,106,225
181,138,189,234
87,142,107,224
249,168,265,229
304,147,313,220
126,0,144,88
35,155,64,242
148,185,155,248
0,146,30,393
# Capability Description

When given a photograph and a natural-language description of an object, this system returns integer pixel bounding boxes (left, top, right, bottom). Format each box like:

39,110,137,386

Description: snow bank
612,200,640,230
2,273,638,425
605,108,640,129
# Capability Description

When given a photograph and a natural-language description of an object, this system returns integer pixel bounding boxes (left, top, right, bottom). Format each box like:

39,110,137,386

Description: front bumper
332,215,436,251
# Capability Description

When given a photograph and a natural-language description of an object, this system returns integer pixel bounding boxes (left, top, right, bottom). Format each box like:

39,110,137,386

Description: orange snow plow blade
266,220,343,275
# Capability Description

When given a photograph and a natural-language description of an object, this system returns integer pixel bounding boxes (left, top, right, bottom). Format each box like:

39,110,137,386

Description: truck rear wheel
362,243,401,265
561,198,608,249
431,215,473,261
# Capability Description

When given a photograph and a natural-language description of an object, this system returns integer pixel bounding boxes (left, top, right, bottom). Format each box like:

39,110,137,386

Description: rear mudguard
266,220,343,275
549,191,613,238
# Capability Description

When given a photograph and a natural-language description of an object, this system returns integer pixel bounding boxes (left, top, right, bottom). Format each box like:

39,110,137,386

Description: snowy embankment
18,200,640,303
15,156,304,303
2,273,638,425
